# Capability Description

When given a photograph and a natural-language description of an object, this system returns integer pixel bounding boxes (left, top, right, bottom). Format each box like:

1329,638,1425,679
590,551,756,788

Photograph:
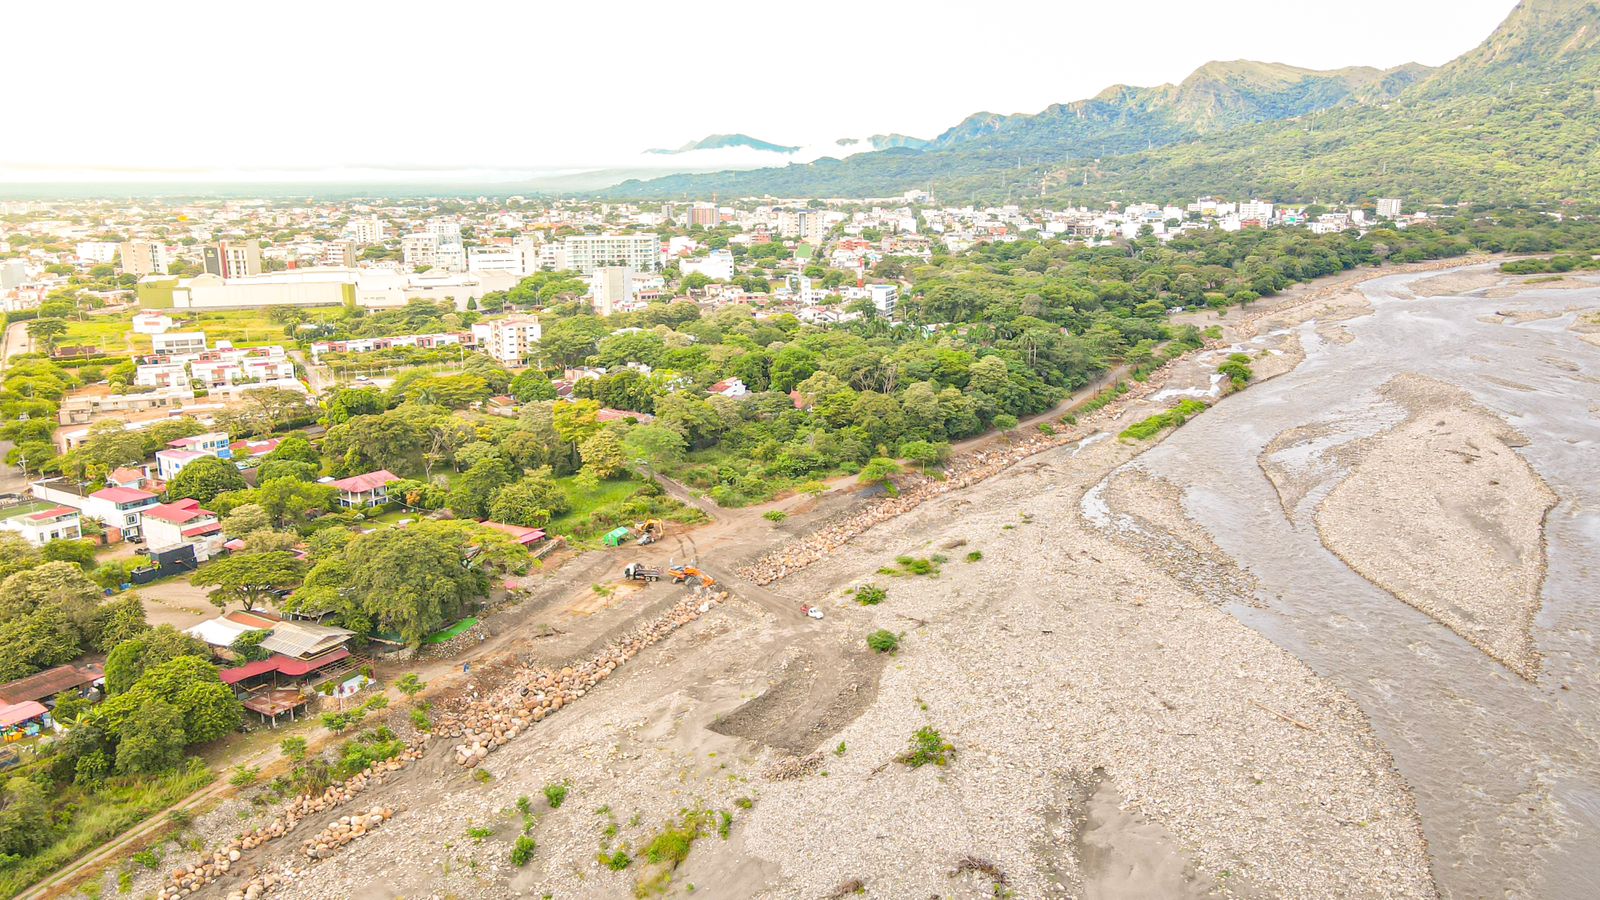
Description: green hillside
607,0,1600,205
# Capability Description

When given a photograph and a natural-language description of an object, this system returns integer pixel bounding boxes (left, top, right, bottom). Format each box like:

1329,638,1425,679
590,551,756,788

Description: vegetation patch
1119,399,1209,441
898,726,955,769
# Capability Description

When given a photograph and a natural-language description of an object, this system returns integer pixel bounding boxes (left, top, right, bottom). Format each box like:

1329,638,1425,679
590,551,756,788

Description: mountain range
604,0,1600,204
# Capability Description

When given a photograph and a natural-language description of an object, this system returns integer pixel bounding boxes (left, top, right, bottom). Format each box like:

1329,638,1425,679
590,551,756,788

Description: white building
1377,198,1403,219
402,232,440,269
29,480,159,541
0,503,82,547
775,208,829,244
156,431,231,481
590,266,634,316
471,315,543,366
1239,200,1275,222
131,311,175,334
468,246,533,276
321,241,357,268
868,283,898,319
679,249,734,281
76,242,119,264
141,498,222,558
152,331,207,356
562,234,659,275
351,217,386,244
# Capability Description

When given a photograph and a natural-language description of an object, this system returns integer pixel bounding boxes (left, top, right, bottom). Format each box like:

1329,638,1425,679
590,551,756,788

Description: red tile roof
108,467,145,485
28,506,79,522
144,498,213,525
0,664,101,705
182,522,223,538
329,470,399,493
0,701,48,728
90,486,157,504
219,648,351,685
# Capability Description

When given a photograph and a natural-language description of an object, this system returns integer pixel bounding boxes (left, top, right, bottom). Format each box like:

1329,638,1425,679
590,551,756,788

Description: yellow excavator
635,519,665,545
669,565,715,588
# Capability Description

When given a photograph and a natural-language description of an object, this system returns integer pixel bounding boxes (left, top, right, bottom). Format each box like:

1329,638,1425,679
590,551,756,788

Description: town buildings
118,240,170,276
562,233,660,274
203,239,262,278
471,315,543,365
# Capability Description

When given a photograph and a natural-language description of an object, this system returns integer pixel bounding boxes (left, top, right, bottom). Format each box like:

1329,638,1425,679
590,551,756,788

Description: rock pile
738,359,1192,587
300,806,393,859
154,749,423,900
149,591,720,899
438,590,721,767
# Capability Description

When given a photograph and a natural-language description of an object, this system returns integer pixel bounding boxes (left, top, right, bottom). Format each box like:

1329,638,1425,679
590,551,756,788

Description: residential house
708,377,748,398
0,502,82,546
142,498,223,559
30,479,159,541
328,470,399,508
156,431,231,480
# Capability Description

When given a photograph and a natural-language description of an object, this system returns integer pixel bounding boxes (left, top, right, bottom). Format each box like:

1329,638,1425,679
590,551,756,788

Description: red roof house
328,470,399,508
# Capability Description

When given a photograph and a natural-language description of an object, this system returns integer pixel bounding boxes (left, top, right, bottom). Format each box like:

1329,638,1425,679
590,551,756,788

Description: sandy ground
174,326,1436,900
73,260,1521,900
1407,270,1506,297
1485,275,1600,299
1312,374,1555,678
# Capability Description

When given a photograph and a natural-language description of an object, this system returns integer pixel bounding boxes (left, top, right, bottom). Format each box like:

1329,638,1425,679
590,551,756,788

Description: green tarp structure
422,617,478,644
602,527,632,547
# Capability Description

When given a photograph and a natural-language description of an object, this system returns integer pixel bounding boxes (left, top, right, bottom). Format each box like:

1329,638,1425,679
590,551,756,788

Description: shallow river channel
1128,266,1600,898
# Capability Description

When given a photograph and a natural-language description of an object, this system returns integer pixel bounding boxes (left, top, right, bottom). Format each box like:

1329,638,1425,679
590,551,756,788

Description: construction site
47,260,1600,900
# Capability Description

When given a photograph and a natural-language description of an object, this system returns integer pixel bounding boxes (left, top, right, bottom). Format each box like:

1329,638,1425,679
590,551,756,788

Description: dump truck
624,563,661,582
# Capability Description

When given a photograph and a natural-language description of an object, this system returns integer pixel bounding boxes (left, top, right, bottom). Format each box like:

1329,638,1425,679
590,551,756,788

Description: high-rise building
775,208,828,244
76,242,119,264
202,240,261,278
868,283,898,319
401,233,439,269
562,234,659,275
425,219,462,243
351,216,386,245
689,203,720,227
118,241,171,276
470,315,543,365
1239,199,1275,222
321,241,357,268
1377,198,1403,219
589,266,634,316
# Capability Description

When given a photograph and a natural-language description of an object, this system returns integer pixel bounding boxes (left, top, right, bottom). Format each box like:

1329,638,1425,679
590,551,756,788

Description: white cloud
0,0,1517,182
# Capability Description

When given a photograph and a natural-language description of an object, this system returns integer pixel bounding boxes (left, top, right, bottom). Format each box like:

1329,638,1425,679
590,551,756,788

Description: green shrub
544,782,568,809
761,510,787,523
227,765,260,788
600,849,632,870
867,630,899,653
965,551,983,563
898,727,954,768
279,736,307,761
511,834,536,866
854,585,887,606
466,826,493,843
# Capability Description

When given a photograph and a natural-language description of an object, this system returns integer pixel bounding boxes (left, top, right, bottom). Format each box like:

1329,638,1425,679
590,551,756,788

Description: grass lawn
61,307,346,357
361,509,420,528
542,474,708,547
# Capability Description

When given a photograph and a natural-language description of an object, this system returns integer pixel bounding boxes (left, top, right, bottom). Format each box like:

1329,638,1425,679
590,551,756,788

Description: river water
1127,266,1600,898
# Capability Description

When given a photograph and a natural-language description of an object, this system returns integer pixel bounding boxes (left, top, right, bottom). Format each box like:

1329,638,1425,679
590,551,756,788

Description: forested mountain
606,0,1600,204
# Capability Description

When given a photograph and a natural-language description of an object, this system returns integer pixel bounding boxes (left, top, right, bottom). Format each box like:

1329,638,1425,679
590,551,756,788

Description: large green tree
189,551,305,611
166,455,248,504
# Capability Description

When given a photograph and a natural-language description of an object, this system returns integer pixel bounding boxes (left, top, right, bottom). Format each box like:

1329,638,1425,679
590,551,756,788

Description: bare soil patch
1314,374,1555,677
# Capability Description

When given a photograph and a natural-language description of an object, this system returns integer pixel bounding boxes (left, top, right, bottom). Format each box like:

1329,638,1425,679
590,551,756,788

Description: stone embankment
151,590,722,899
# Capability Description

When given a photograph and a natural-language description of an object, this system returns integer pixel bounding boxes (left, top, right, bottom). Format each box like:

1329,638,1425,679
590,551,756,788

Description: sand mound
1409,270,1504,297
1314,374,1554,677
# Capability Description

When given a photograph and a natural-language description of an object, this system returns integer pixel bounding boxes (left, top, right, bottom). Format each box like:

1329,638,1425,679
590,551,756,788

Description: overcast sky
0,0,1518,181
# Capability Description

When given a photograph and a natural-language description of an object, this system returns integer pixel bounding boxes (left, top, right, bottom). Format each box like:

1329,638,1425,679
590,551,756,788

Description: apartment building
590,266,633,316
119,240,171,276
321,240,357,268
351,216,386,244
775,208,828,244
471,315,542,366
402,232,439,269
869,283,898,319
152,331,208,355
562,233,659,275
203,240,262,278
1377,198,1403,219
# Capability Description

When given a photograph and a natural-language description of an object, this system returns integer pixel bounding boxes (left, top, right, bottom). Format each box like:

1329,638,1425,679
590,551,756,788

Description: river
1123,265,1600,898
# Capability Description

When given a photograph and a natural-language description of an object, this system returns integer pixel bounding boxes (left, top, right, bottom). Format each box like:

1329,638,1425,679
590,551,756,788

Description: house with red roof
328,469,399,508
29,477,159,542
0,502,82,546
708,377,748,398
142,497,223,559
